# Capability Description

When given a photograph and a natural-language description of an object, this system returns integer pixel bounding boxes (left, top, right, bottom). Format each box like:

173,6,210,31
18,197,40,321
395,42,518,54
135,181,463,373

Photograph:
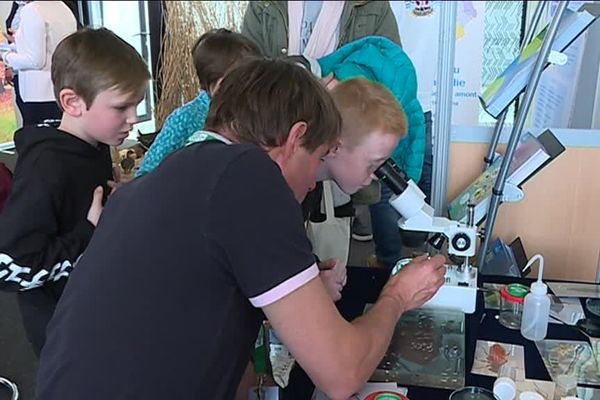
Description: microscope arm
374,159,479,314
375,160,477,258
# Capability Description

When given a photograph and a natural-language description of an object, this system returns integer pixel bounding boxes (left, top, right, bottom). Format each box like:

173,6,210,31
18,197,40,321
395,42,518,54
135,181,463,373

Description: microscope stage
422,265,478,314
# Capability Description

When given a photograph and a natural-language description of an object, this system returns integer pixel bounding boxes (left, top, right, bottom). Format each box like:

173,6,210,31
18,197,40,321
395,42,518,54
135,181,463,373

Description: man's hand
86,186,104,227
318,258,347,302
107,179,123,194
380,254,446,314
112,164,122,186
3,29,15,44
3,67,13,85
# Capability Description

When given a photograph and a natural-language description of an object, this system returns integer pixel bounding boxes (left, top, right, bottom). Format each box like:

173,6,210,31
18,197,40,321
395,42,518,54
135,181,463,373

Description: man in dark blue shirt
37,58,445,400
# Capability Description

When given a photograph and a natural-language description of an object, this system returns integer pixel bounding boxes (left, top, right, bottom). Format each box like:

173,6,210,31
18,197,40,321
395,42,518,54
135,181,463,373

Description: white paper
547,282,600,298
516,379,555,400
472,340,526,380
549,297,585,325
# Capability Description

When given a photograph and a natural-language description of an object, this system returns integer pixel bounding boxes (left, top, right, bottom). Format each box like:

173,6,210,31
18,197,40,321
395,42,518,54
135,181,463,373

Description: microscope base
422,265,477,314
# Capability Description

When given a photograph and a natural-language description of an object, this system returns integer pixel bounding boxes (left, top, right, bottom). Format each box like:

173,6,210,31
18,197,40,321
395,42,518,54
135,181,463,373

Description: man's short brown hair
52,27,150,109
330,78,407,148
192,29,262,92
205,58,341,152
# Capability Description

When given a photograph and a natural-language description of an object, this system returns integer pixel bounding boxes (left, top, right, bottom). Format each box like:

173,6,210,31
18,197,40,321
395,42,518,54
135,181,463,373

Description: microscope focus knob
451,233,471,252
428,233,445,250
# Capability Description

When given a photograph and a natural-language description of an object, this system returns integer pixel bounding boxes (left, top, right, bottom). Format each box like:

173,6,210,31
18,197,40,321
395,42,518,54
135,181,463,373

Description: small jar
499,284,528,329
494,364,517,400
519,392,544,400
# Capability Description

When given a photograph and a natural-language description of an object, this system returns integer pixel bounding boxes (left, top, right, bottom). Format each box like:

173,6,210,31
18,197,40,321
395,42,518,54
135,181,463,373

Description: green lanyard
252,322,271,399
185,130,232,146
254,321,270,374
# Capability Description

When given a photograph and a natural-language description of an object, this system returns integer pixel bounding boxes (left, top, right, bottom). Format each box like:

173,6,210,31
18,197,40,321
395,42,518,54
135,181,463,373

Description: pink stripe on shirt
249,263,319,307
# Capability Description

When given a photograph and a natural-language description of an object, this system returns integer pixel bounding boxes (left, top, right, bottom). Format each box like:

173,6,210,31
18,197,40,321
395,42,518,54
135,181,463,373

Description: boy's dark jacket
0,126,112,297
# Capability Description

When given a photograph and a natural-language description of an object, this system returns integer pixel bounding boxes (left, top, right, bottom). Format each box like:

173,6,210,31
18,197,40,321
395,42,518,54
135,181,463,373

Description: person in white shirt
359,0,439,268
391,0,439,203
4,1,28,114
1,1,77,126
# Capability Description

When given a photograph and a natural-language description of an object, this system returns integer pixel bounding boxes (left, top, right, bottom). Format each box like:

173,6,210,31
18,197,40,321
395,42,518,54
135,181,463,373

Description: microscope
375,159,478,314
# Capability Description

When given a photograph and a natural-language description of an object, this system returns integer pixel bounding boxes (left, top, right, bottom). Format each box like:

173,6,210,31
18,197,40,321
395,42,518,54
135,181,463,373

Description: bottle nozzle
525,254,545,284
525,254,546,295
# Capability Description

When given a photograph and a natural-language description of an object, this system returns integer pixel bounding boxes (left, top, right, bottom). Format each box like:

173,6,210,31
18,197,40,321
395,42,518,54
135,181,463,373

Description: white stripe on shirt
249,263,319,308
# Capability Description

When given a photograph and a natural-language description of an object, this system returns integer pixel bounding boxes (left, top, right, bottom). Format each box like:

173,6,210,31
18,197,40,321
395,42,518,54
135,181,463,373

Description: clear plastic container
520,255,550,341
499,284,528,330
520,281,550,341
554,374,577,399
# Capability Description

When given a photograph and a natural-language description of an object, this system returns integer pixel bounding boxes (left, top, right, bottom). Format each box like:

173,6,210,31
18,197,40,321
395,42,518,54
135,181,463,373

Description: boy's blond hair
51,28,150,109
330,78,407,149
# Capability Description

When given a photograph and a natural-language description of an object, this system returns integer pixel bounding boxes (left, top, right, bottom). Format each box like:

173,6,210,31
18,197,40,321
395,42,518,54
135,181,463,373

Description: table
283,267,599,399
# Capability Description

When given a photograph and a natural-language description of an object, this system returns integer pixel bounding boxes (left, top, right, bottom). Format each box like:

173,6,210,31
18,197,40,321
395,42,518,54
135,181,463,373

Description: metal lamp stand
478,1,570,263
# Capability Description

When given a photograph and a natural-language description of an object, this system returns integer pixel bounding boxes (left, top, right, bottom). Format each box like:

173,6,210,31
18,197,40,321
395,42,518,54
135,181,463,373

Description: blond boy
304,78,408,299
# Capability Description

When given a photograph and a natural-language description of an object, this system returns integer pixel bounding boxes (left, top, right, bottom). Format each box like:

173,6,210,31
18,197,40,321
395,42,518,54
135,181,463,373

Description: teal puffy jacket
318,36,425,182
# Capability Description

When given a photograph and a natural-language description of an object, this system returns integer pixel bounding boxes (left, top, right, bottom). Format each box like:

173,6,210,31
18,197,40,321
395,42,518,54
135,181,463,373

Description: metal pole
483,1,548,171
479,1,569,263
596,248,600,283
431,1,457,215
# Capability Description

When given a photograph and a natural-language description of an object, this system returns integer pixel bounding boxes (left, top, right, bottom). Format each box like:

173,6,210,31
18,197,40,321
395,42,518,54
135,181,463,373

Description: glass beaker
499,284,528,330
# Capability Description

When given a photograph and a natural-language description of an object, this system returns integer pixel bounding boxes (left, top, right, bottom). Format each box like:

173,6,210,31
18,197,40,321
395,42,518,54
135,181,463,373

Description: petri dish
391,258,413,276
449,386,499,400
0,376,19,400
364,392,409,400
576,318,600,337
585,298,600,318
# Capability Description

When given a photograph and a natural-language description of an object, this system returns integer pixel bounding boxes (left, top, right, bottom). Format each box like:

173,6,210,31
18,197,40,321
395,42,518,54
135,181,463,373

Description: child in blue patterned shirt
136,29,262,177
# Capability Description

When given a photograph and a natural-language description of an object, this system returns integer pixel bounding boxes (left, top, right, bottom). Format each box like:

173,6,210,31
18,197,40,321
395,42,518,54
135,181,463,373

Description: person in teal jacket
316,35,428,268
136,29,261,177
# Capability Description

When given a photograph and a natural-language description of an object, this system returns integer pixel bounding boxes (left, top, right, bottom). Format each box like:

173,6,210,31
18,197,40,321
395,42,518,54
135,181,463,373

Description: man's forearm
343,295,404,385
315,295,405,399
263,278,408,400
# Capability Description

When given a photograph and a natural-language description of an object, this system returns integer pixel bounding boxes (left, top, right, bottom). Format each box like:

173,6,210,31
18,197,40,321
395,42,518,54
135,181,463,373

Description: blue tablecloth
283,267,598,399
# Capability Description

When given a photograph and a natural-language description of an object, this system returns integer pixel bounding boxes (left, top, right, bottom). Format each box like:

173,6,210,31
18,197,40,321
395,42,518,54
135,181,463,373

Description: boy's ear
58,88,87,117
283,121,308,158
328,140,343,157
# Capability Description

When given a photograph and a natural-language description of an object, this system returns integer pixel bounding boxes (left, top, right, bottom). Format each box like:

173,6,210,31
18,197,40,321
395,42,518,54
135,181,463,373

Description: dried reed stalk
155,1,249,129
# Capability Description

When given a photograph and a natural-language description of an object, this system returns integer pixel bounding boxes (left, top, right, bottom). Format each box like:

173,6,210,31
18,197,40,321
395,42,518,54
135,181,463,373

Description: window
87,1,154,128
0,63,17,146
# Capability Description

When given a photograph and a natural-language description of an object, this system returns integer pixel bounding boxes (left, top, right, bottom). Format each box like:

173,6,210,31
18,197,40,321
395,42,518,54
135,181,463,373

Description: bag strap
321,180,336,222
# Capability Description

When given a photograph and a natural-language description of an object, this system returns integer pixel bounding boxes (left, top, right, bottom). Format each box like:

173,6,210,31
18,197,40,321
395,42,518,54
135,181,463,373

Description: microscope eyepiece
374,159,409,195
